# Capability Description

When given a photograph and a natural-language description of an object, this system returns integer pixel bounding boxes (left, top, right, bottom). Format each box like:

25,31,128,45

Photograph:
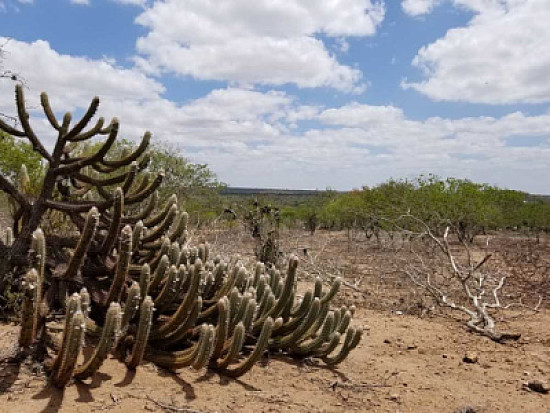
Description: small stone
383,339,391,344
525,380,549,394
389,394,400,403
442,354,448,359
462,352,478,364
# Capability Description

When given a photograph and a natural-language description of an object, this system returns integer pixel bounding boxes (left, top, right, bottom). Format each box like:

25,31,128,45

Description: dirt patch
0,229,549,412
0,304,549,412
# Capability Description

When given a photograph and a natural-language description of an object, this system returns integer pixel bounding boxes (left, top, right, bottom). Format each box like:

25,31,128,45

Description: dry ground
0,227,549,412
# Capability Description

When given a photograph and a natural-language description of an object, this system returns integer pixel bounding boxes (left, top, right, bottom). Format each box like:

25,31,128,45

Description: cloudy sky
1,0,549,193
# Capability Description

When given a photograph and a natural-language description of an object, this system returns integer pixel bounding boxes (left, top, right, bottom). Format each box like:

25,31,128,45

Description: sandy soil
0,229,549,412
0,304,548,412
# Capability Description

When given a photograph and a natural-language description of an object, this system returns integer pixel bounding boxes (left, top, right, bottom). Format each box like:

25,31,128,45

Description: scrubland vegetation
0,87,548,412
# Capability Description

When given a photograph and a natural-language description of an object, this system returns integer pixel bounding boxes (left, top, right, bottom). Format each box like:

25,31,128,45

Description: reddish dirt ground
0,228,548,412
0,307,549,412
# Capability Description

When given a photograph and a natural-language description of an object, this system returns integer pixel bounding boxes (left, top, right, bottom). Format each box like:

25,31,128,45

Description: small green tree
0,132,44,196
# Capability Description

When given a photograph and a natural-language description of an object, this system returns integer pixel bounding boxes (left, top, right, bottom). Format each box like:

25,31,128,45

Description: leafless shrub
401,215,542,342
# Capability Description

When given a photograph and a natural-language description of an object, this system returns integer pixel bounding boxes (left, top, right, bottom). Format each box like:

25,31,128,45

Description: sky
0,0,549,193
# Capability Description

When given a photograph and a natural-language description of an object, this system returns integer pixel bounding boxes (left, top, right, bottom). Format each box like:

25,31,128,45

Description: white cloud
403,0,550,104
70,0,90,5
402,0,439,16
1,37,550,193
134,0,385,92
0,37,164,111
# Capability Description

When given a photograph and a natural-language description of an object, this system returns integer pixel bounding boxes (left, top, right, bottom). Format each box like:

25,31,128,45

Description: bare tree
401,215,540,342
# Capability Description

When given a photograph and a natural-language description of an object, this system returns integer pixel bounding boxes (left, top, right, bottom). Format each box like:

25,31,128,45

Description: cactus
74,302,121,380
18,269,39,347
3,88,361,387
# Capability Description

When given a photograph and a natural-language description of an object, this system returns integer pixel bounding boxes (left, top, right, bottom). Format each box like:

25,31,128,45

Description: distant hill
220,187,333,196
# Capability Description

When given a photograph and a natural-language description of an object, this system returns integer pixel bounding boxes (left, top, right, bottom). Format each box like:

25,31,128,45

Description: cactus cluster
20,215,361,386
0,87,362,388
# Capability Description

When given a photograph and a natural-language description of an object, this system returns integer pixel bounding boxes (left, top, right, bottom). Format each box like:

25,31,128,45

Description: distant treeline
253,176,550,241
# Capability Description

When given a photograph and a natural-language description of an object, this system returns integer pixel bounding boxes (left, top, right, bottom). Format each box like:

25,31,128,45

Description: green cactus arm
201,271,215,299
39,92,60,131
125,296,155,369
122,190,158,225
168,242,181,266
51,310,85,388
80,288,91,317
64,96,100,141
268,268,281,292
269,298,320,349
198,243,209,262
121,283,141,334
63,208,99,280
146,323,213,369
153,265,180,313
297,301,330,343
156,296,201,347
55,119,119,175
124,172,164,206
121,162,138,194
148,253,169,292
280,290,294,322
74,303,122,380
139,264,151,304
335,310,352,334
31,229,46,323
221,317,274,378
213,322,245,369
313,277,323,298
100,131,150,168
99,189,123,256
320,278,342,306
50,294,81,372
144,194,177,228
290,290,314,318
270,291,315,337
252,262,264,287
150,262,200,340
291,312,335,356
106,225,132,305
321,327,362,366
70,117,106,142
141,204,177,244
124,172,150,199
145,237,171,270
14,85,53,162
231,292,252,329
253,256,297,327
191,325,215,370
313,331,341,357
132,221,144,254
241,299,257,332
5,227,13,246
168,212,188,243
19,269,39,347
228,287,241,320
211,298,230,360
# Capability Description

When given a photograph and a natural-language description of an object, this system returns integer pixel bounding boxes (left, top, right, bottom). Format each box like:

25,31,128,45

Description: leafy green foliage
0,132,44,194
278,175,549,240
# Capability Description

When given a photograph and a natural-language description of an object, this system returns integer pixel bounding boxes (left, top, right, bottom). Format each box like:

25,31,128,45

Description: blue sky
1,0,550,193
